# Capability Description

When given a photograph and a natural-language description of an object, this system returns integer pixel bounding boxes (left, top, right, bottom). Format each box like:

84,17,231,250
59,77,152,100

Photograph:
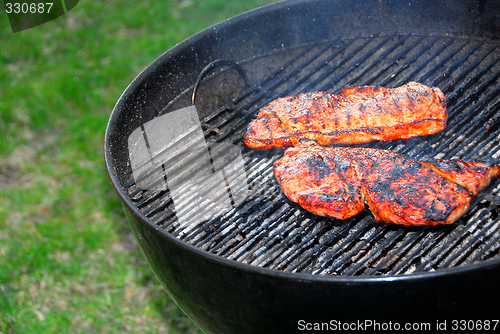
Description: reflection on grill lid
126,34,500,277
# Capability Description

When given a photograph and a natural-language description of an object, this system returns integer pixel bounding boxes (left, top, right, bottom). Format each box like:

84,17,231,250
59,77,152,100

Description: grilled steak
245,82,446,149
273,141,500,226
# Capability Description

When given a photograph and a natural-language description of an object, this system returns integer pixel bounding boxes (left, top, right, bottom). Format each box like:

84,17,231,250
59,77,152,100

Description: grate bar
358,35,426,86
186,154,280,245
444,98,500,159
392,38,456,87
464,125,500,160
377,37,438,86
321,36,395,92
251,218,318,268
299,37,374,93
338,35,408,88
415,40,469,84
429,42,486,87
253,41,341,97
408,61,500,159
430,83,500,159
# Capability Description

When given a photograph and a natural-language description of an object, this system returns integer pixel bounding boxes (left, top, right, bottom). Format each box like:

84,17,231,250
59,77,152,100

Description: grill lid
124,33,500,277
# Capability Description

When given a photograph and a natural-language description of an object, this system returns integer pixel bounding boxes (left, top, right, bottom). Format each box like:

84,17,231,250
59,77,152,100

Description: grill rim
104,0,500,283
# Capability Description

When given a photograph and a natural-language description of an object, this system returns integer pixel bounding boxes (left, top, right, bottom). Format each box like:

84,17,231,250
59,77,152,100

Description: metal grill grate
126,33,500,276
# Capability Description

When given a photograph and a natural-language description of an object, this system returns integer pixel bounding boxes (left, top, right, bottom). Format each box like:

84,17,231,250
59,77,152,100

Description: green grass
0,1,279,333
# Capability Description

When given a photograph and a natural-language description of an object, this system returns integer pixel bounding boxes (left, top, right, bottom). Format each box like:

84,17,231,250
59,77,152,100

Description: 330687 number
5,2,53,14
451,320,499,331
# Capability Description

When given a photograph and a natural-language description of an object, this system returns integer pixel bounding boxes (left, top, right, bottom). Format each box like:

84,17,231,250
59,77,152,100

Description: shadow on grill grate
126,33,500,277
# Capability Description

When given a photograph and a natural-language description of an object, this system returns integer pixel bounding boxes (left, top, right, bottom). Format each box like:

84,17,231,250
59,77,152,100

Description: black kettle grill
104,0,500,332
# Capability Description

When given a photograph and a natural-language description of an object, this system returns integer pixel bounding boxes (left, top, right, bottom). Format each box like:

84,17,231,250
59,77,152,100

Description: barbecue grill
104,0,500,332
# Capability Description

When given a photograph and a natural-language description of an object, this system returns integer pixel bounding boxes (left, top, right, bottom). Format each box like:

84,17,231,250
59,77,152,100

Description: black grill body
105,0,500,333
